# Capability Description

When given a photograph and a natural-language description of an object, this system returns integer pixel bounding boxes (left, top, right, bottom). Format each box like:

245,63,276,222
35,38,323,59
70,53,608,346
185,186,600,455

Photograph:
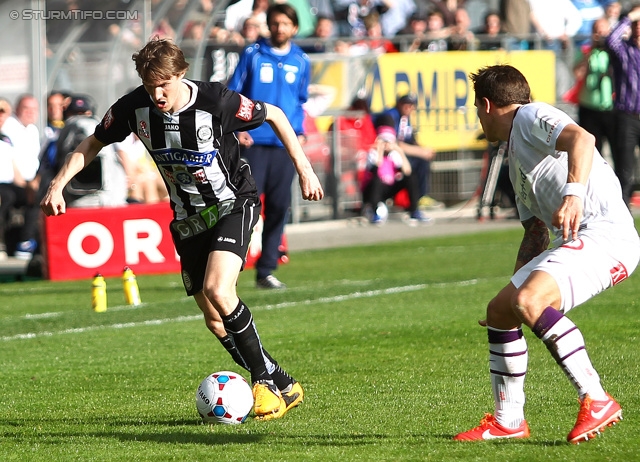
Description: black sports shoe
256,275,287,289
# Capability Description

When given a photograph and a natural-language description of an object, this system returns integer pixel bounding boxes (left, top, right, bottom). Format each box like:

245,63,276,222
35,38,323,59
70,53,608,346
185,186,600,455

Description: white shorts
511,229,640,313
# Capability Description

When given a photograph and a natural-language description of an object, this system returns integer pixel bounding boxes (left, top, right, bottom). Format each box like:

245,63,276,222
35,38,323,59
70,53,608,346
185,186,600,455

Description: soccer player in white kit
454,65,640,443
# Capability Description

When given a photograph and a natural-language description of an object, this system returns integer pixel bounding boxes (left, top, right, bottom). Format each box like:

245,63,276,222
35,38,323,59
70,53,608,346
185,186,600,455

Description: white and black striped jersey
94,79,266,220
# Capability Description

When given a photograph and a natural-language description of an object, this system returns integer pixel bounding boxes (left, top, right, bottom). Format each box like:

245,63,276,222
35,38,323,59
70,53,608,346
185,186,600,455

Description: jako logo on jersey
217,236,237,244
236,95,254,121
139,120,150,139
151,147,217,166
164,123,179,131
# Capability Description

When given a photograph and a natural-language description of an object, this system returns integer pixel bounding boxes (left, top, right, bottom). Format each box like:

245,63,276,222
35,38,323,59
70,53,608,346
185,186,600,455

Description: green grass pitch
1,225,640,461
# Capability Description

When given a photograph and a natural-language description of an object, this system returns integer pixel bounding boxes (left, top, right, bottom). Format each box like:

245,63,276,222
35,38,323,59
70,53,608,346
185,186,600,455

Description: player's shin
488,327,528,428
533,307,606,400
217,334,250,371
222,300,271,384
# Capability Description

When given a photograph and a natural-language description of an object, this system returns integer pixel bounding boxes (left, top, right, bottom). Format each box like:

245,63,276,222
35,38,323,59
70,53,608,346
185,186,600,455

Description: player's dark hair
266,3,299,27
132,37,190,82
469,65,531,107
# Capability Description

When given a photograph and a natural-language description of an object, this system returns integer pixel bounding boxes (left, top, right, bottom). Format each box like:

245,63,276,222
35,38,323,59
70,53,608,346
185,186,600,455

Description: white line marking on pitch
1,279,480,342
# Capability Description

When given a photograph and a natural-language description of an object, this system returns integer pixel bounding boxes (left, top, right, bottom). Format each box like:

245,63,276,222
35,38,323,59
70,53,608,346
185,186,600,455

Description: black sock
222,300,270,383
263,349,295,391
217,335,249,371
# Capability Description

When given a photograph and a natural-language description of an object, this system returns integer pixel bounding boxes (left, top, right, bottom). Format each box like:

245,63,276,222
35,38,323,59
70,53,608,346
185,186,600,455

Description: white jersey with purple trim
94,79,266,221
508,102,636,244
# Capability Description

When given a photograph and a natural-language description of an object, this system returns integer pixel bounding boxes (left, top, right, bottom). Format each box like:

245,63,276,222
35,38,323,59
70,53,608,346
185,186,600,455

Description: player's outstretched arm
264,103,324,201
40,134,105,216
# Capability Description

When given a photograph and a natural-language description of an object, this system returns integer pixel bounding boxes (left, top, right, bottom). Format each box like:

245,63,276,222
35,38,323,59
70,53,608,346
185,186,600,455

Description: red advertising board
42,203,180,281
41,202,282,281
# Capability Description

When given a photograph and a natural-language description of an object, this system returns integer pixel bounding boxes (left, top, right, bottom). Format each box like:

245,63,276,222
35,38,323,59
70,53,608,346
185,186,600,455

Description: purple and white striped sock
533,307,606,400
488,327,528,428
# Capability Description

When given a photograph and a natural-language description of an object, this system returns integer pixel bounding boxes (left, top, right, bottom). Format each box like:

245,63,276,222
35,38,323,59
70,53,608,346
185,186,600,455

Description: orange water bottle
92,273,107,312
122,267,141,306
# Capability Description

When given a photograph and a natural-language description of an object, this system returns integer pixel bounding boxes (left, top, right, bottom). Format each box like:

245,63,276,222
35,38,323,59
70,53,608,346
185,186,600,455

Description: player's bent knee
202,285,236,313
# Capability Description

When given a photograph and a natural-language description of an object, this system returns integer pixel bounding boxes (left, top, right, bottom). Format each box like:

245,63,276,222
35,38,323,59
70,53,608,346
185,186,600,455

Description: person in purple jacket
606,3,640,205
227,4,311,290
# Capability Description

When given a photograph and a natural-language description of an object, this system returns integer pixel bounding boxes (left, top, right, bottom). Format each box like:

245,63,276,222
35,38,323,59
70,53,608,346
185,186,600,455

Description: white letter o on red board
67,222,115,268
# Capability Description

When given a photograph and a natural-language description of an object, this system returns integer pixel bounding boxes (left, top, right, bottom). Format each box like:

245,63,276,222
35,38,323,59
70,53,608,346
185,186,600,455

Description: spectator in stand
227,0,271,37
378,94,442,210
529,0,583,52
476,10,505,50
54,95,129,208
571,0,610,45
0,140,17,260
606,4,640,206
239,16,263,45
0,94,42,260
153,18,176,40
3,94,41,186
529,0,583,99
308,0,337,21
361,123,429,224
227,4,311,290
115,133,169,204
400,11,428,36
499,0,532,50
0,98,20,260
573,17,615,155
409,9,449,51
379,0,417,37
330,96,378,160
428,0,466,26
605,1,622,28
300,15,337,53
349,11,399,55
37,91,68,202
447,7,477,50
333,0,391,37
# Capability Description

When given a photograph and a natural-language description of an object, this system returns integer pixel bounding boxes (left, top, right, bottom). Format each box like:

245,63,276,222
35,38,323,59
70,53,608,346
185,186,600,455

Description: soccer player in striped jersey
454,65,640,443
40,37,324,421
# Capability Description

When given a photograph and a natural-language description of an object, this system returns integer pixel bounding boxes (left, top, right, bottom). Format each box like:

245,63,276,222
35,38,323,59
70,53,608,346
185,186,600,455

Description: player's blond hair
132,37,190,83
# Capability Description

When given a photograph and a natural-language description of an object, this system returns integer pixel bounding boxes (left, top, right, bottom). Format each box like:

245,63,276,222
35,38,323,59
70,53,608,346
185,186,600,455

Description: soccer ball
195,371,254,424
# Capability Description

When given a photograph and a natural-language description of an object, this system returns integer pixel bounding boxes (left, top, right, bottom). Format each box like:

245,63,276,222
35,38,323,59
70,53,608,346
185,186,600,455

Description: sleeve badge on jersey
236,94,255,122
138,120,150,139
102,107,114,129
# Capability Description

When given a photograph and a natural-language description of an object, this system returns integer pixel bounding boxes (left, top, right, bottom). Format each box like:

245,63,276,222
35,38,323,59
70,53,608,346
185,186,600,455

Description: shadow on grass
3,417,396,447
435,433,568,446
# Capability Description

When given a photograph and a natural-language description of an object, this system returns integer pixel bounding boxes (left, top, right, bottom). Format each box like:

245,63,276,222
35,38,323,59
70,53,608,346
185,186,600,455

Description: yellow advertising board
313,50,556,151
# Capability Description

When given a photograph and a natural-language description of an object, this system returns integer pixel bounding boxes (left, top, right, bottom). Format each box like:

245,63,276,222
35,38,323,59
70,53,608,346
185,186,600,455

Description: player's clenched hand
298,169,324,201
40,186,67,216
552,195,583,242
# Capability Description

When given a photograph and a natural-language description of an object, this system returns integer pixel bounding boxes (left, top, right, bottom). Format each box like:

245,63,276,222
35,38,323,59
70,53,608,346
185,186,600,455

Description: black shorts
171,200,260,296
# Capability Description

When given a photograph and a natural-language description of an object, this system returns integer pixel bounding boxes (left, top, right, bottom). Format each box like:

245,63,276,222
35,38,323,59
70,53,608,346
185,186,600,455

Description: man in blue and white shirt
228,3,311,290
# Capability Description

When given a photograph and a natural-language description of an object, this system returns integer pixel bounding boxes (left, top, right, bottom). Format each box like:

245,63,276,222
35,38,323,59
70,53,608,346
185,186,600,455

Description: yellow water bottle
122,266,141,306
92,273,107,312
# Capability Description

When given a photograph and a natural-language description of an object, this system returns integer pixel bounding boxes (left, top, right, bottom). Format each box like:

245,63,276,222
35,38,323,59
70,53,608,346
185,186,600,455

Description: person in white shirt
454,64,640,444
0,95,41,260
2,94,41,183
